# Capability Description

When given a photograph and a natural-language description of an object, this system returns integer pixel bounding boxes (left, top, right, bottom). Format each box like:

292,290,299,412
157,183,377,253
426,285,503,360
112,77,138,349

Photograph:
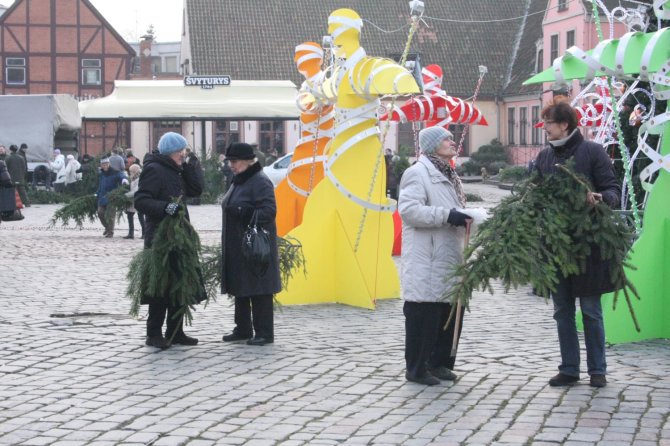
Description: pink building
502,0,629,166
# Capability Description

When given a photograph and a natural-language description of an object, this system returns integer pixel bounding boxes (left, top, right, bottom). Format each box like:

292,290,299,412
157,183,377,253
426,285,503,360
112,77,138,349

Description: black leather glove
164,202,182,217
447,208,471,227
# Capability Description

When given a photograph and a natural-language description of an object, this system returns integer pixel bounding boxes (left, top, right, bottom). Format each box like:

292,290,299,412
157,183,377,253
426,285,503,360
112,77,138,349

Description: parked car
262,152,293,186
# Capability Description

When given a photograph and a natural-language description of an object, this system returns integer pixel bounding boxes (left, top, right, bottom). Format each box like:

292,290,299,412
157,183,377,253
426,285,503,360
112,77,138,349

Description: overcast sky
3,0,184,42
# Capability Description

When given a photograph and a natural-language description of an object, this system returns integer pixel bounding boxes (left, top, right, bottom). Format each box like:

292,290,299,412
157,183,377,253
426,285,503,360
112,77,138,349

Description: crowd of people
2,103,621,389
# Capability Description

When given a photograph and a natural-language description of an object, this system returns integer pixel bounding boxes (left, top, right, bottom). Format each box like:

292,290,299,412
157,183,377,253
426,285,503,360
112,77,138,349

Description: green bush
487,161,509,175
465,193,483,202
200,155,228,204
470,139,509,175
499,166,529,183
26,188,72,204
461,159,482,176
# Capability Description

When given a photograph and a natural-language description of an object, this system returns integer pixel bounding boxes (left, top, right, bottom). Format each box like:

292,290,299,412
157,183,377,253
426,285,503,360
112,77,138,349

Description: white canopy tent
79,79,300,120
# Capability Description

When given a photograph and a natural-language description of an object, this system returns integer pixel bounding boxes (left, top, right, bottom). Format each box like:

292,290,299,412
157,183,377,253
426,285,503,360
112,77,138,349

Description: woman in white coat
398,126,471,386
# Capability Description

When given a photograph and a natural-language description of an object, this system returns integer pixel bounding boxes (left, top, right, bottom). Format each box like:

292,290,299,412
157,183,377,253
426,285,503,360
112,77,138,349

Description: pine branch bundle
107,186,133,222
49,186,132,228
199,235,306,297
126,206,208,326
49,194,98,228
277,235,307,290
446,163,640,331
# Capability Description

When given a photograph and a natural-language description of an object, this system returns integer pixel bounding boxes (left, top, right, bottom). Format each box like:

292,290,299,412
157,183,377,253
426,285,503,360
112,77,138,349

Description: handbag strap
248,209,259,228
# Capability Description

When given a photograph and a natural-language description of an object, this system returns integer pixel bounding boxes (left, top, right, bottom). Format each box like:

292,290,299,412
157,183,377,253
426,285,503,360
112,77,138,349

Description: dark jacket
221,162,281,297
96,168,126,207
534,129,622,297
0,161,12,188
5,153,26,184
134,153,204,248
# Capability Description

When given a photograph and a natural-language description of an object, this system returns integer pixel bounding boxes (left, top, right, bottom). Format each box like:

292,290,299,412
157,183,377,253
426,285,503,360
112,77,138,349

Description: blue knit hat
418,126,453,154
158,132,188,155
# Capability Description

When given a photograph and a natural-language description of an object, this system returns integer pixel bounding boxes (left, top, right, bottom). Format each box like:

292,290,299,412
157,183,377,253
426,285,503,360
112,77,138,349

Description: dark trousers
126,211,145,236
404,301,464,378
97,205,115,236
147,303,183,338
233,294,274,340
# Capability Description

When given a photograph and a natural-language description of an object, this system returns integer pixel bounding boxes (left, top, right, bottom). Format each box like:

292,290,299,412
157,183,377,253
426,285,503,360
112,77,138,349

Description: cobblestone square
1,184,668,445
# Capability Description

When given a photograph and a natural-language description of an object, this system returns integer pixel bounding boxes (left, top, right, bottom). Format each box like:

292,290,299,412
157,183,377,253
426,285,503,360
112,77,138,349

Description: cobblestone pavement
1,184,669,446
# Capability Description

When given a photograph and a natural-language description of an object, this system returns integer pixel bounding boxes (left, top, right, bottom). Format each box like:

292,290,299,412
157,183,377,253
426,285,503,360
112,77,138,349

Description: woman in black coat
134,132,204,350
221,142,281,346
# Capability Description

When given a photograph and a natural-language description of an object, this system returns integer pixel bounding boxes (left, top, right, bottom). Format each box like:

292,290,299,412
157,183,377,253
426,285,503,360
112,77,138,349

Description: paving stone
1,199,668,445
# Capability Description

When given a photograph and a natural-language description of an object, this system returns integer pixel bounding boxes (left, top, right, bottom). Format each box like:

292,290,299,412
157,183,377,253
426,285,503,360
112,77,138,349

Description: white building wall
285,120,300,154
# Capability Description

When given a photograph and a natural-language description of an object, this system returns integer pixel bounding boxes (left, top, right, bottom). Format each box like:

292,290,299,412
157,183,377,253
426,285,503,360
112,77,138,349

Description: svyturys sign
184,76,231,89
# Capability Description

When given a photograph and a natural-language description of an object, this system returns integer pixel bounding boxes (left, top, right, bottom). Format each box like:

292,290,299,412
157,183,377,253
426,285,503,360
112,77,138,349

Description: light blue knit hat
158,132,188,155
418,126,453,154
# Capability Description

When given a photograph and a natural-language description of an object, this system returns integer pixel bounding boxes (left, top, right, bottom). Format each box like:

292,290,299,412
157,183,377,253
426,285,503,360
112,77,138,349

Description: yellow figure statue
277,9,420,308
275,42,334,236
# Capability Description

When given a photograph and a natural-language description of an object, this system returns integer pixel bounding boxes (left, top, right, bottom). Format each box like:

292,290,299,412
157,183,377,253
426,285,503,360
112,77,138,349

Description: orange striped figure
275,42,334,236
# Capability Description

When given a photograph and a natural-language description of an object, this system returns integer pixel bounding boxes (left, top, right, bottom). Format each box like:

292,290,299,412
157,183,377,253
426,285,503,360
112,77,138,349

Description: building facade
501,0,630,166
0,0,135,155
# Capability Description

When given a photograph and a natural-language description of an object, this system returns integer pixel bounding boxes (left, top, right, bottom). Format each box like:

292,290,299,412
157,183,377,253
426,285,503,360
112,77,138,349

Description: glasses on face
543,120,557,126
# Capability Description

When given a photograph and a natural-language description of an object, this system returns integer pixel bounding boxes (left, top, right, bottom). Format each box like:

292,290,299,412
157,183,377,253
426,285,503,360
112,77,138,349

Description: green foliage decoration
445,162,640,331
126,204,208,327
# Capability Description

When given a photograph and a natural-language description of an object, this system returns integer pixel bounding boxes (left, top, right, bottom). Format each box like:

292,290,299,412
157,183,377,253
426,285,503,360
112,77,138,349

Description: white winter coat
52,154,66,184
125,177,139,212
63,160,81,185
398,155,466,303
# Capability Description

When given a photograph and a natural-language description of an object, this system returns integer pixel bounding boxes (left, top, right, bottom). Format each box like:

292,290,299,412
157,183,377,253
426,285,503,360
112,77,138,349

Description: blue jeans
552,279,606,376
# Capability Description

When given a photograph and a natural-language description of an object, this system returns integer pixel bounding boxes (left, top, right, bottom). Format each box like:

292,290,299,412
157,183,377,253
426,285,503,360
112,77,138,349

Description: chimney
139,34,154,78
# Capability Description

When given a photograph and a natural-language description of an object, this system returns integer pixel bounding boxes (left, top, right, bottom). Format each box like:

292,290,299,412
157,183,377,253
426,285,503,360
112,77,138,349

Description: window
259,121,285,156
536,49,543,73
81,59,101,85
550,35,559,63
531,106,541,145
164,56,178,73
566,30,575,48
214,120,240,153
448,124,469,156
519,108,528,145
558,0,568,11
508,107,516,145
5,57,26,85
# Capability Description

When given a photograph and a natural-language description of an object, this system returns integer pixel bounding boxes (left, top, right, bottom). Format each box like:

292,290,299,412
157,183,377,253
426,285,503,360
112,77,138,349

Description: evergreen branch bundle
277,235,307,290
49,194,97,228
126,206,208,326
107,186,133,222
49,186,132,228
446,163,640,331
199,236,306,297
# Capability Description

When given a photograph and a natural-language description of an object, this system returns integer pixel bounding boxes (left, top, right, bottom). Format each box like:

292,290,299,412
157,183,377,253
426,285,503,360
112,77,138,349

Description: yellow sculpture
275,42,334,236
277,9,420,308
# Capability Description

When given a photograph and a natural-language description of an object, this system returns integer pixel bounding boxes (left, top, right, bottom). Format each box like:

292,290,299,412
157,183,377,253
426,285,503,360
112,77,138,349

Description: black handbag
241,209,271,277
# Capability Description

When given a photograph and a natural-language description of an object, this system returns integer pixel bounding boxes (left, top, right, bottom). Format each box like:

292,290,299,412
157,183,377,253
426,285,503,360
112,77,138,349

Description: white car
262,152,293,186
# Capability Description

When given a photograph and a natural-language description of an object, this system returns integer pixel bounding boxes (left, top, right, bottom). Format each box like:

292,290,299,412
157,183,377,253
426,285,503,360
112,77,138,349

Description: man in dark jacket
96,158,128,237
6,145,29,207
534,101,621,389
134,132,204,349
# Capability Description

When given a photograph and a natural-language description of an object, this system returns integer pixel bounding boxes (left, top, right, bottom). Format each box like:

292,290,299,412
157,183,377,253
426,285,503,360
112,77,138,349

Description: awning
79,79,300,120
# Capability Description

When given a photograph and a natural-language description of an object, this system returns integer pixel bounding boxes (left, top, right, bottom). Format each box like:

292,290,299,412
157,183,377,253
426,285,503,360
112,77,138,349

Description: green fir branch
444,163,640,331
